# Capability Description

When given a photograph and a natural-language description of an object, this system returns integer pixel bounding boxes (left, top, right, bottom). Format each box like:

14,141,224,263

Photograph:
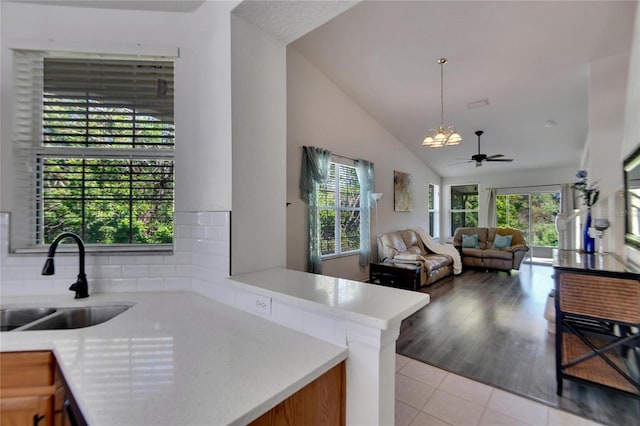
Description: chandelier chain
440,60,445,128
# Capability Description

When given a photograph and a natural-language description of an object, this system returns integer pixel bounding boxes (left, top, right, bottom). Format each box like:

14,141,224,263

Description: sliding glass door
496,192,560,252
530,193,561,248
497,194,530,242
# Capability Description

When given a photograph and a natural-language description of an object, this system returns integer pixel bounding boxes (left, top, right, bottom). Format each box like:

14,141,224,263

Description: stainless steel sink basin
0,307,57,331
23,305,131,330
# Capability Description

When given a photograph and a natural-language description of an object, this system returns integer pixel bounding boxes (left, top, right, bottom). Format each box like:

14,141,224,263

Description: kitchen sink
0,305,132,331
24,305,131,330
0,307,57,331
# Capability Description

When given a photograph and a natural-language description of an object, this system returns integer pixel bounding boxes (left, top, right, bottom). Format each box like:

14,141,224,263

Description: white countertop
0,292,347,425
227,267,430,329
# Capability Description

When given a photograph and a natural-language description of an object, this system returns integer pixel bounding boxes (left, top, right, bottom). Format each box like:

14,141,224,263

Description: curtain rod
332,152,358,162
490,183,563,190
302,146,358,162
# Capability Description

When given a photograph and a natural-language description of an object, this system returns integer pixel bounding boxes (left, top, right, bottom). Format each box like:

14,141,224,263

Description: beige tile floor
395,354,602,426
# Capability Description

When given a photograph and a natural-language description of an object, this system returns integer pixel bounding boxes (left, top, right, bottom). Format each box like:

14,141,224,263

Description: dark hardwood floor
396,264,640,426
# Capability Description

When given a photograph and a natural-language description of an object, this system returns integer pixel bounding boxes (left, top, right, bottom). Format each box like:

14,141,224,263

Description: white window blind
317,162,361,256
429,183,440,238
11,50,175,248
42,58,174,149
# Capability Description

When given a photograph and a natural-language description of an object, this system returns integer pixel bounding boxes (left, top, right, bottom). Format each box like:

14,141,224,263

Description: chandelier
422,58,462,147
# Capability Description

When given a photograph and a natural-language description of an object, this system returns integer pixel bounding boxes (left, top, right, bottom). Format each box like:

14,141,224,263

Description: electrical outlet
236,291,272,317
251,294,271,316
254,297,269,313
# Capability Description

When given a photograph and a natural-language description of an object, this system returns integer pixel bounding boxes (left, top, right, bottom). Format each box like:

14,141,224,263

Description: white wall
286,48,440,281
231,15,287,274
580,52,632,256
177,0,237,212
585,53,629,196
442,166,577,239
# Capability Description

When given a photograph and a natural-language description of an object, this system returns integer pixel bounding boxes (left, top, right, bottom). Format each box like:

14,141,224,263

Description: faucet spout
42,232,89,299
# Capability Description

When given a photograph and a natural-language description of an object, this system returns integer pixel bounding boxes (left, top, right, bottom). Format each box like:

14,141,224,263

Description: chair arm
510,245,530,270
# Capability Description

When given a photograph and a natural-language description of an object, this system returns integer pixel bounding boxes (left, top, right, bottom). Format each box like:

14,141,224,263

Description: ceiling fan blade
448,160,474,166
467,131,513,166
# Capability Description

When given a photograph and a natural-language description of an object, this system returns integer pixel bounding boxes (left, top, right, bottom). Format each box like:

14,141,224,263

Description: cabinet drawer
0,351,55,388
1,394,53,426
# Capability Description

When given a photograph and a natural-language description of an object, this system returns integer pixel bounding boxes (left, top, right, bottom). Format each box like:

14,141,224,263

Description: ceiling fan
465,130,514,167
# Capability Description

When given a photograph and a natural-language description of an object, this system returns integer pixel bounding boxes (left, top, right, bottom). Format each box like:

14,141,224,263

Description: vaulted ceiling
289,1,637,178
17,1,637,180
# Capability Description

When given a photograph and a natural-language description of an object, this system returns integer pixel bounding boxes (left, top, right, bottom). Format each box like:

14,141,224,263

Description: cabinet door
250,361,345,426
1,395,52,426
0,351,54,389
54,371,71,426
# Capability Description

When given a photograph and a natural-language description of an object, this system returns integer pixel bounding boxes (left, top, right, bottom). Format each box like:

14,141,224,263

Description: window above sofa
450,184,478,235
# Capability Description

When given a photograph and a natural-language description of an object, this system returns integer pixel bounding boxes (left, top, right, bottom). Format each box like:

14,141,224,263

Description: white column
345,320,401,426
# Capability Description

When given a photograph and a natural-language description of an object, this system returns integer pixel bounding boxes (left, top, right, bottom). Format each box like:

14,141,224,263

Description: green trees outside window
450,184,478,235
317,163,360,256
41,157,174,244
38,57,175,245
496,192,560,247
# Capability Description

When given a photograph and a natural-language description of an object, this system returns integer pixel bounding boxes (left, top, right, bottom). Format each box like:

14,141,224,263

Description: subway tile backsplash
0,211,230,296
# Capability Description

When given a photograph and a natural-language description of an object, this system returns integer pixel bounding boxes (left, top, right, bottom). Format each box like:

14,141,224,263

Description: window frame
496,190,561,248
318,161,361,259
10,50,176,251
450,184,479,235
428,183,440,239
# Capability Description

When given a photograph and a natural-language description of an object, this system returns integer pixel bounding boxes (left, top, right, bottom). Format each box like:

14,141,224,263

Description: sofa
452,227,529,271
377,229,455,286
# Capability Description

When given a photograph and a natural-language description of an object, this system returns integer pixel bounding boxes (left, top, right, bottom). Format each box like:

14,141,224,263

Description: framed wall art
394,170,412,212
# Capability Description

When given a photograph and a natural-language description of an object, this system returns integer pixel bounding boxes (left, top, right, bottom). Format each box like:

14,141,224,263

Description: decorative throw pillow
493,234,513,249
462,234,479,248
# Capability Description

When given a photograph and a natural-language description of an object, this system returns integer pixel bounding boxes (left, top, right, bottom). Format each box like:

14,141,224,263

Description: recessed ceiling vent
467,98,490,109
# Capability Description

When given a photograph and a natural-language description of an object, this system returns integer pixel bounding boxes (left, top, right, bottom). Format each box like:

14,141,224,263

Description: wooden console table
369,262,421,291
552,250,640,398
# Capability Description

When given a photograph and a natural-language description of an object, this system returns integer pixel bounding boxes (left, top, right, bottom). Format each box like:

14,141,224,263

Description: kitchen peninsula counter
0,292,347,425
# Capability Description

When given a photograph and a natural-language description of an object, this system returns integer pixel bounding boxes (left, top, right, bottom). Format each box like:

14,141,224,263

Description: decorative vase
583,208,595,253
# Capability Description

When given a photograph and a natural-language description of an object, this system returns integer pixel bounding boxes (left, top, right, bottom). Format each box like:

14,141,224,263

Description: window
450,184,478,235
317,162,361,256
497,192,560,247
12,51,174,247
428,183,439,238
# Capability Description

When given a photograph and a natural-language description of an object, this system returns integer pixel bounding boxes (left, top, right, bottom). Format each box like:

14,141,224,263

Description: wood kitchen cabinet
1,395,53,426
0,351,71,426
250,361,346,426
